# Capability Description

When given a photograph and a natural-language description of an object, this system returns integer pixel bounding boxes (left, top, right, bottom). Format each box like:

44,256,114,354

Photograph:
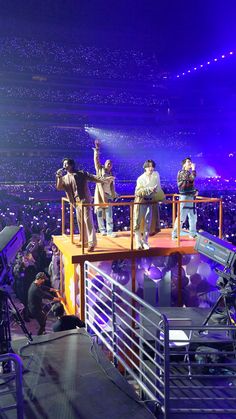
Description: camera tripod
200,269,236,329
0,287,33,356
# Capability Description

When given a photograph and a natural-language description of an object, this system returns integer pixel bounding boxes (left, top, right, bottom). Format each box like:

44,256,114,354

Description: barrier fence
0,353,24,419
84,261,236,418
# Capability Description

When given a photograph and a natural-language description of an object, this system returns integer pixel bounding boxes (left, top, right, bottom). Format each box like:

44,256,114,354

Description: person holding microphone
172,157,198,240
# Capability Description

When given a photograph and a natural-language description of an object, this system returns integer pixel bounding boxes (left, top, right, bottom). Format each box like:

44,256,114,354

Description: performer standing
93,140,117,237
172,157,198,239
56,158,111,252
134,160,162,250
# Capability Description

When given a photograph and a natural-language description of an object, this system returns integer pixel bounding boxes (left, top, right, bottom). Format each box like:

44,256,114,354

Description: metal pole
219,198,223,239
177,200,181,247
70,203,74,244
80,262,85,320
81,204,85,254
178,253,183,306
130,202,134,250
111,283,118,368
172,194,176,226
61,198,65,235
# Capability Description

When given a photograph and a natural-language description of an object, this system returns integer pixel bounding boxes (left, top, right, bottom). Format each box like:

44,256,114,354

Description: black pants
30,309,46,335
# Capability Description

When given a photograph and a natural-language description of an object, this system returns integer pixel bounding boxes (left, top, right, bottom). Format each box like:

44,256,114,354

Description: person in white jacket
134,160,162,249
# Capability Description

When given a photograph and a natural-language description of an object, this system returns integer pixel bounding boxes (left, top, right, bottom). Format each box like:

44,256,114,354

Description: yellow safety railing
171,194,223,246
61,194,223,253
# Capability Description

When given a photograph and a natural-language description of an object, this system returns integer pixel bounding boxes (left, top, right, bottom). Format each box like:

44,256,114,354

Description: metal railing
84,261,236,418
0,353,24,419
61,194,223,252
171,194,223,246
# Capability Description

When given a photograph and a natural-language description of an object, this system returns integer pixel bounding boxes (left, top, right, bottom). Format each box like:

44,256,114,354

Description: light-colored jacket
56,170,102,206
134,171,161,234
93,148,116,213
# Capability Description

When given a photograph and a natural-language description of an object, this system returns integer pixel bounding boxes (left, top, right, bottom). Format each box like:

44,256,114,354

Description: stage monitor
195,231,236,272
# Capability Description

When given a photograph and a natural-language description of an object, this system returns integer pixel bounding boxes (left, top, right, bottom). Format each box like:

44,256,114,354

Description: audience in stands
48,245,60,290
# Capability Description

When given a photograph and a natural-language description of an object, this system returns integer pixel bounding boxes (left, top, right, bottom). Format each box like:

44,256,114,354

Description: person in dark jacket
28,272,62,335
52,302,85,332
172,157,198,239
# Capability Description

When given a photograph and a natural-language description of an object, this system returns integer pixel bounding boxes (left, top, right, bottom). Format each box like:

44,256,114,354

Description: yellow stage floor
53,228,197,263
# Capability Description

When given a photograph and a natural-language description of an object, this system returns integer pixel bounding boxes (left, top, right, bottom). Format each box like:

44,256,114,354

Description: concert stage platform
53,228,197,317
9,330,154,419
53,228,197,263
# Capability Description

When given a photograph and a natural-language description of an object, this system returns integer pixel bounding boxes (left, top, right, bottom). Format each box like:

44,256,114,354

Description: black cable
17,328,158,415
18,328,89,357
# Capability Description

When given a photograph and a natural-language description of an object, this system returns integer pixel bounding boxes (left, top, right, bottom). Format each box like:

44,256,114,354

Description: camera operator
28,272,63,335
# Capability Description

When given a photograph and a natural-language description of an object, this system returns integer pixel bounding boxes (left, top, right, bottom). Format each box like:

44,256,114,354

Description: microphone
56,168,65,176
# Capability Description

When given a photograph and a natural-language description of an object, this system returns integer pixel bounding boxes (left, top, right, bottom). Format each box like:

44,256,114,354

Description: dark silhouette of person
28,272,62,335
52,302,85,332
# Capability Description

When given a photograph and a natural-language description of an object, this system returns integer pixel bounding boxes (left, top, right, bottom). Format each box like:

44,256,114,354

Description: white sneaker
108,232,117,238
189,234,198,239
142,242,150,250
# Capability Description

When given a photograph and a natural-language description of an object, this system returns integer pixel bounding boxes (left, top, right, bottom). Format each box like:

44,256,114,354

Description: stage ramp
84,261,236,419
9,330,154,419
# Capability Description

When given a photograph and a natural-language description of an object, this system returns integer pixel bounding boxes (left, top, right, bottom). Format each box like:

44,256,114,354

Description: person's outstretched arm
93,139,102,173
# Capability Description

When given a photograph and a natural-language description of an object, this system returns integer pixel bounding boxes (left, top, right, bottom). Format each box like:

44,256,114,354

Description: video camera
195,231,236,297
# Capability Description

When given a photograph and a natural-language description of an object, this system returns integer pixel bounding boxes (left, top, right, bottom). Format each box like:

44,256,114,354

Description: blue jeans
172,194,197,237
97,200,113,235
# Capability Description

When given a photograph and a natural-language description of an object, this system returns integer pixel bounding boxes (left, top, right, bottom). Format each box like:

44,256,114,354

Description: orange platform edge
53,228,197,319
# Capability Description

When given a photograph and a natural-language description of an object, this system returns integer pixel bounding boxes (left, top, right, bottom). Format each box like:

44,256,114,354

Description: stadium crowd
0,36,161,81
1,179,235,243
0,85,166,107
